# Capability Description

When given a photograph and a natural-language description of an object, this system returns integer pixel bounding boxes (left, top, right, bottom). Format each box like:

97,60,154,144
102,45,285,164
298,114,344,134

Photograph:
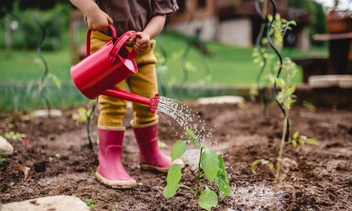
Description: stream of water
156,96,214,144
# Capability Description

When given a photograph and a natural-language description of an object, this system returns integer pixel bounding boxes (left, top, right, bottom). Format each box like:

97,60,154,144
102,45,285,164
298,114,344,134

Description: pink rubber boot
95,126,136,188
132,120,184,173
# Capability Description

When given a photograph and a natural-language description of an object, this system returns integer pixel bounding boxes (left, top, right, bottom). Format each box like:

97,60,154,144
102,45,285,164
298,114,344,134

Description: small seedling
3,131,28,147
302,101,315,112
251,159,274,175
112,204,118,211
0,157,6,165
84,198,96,210
158,140,168,148
72,193,81,197
163,129,230,211
72,107,89,125
3,131,24,140
289,131,319,147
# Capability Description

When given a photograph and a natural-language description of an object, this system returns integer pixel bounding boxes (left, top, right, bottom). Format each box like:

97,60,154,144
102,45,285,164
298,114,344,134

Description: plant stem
271,114,288,211
180,184,197,196
196,146,204,196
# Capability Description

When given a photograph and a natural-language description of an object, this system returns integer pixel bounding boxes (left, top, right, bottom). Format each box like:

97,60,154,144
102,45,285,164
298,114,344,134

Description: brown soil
0,101,351,211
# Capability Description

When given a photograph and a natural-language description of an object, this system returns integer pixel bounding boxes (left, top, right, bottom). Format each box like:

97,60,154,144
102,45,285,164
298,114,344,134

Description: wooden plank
313,32,352,41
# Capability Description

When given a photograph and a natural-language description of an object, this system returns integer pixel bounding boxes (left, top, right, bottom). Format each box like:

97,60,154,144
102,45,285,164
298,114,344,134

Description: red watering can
70,25,159,114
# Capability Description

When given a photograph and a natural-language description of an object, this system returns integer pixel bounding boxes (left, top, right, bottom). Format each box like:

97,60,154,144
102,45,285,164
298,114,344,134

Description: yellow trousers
90,31,158,127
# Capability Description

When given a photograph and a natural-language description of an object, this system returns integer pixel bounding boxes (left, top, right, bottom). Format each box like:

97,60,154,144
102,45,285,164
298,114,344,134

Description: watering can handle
85,24,117,57
108,31,138,62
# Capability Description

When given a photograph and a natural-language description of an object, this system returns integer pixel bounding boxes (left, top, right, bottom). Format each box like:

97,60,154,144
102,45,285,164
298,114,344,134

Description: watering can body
70,25,159,113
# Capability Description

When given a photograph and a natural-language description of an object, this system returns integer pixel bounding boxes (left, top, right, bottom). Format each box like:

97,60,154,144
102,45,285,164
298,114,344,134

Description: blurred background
0,0,350,112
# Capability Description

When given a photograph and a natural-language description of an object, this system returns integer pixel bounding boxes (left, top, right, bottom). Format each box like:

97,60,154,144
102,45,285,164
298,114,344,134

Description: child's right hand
70,0,113,31
86,9,113,31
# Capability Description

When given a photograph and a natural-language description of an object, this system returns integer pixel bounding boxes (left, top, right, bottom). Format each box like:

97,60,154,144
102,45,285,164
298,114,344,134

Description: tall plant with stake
251,1,319,210
163,129,230,211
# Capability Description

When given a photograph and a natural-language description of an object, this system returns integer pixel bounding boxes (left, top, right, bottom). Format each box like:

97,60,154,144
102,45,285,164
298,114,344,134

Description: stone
0,135,13,156
1,195,90,211
32,109,63,118
196,95,245,105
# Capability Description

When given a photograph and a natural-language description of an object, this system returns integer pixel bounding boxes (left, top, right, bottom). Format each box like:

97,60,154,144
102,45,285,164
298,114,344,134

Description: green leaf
253,58,261,64
215,156,230,197
287,84,296,95
157,140,168,148
274,31,283,42
267,163,274,170
201,149,219,183
171,140,187,161
292,131,299,139
288,20,297,26
299,139,305,145
251,160,260,174
261,160,269,165
306,139,319,145
198,186,218,211
163,163,183,198
217,156,227,176
193,139,201,148
291,140,297,147
276,92,284,103
275,78,285,87
3,132,11,139
186,129,194,138
215,174,230,197
47,73,62,89
267,15,273,22
163,184,181,199
166,164,183,187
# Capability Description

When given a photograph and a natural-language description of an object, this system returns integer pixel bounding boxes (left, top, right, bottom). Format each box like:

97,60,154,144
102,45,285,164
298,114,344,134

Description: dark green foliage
288,0,327,46
0,0,73,17
1,4,71,50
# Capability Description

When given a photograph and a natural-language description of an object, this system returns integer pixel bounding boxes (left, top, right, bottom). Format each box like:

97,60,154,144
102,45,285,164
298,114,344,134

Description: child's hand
86,9,113,31
131,32,151,54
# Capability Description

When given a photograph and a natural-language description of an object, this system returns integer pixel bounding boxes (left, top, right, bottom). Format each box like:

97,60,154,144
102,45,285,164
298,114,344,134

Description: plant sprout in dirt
251,58,319,204
163,129,230,211
0,157,6,165
156,97,230,211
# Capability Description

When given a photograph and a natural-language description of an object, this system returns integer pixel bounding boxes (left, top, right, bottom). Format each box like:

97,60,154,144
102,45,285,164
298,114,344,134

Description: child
70,0,183,189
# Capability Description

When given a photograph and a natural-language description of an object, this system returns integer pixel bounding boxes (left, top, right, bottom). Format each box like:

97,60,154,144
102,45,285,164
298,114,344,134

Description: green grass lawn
0,49,72,82
0,30,328,85
0,29,328,112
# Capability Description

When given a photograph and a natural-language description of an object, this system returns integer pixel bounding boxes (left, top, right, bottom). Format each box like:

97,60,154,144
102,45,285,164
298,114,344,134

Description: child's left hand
131,32,150,54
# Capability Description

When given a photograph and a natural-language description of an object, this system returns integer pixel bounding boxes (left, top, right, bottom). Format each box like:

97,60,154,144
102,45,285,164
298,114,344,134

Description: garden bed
0,101,351,210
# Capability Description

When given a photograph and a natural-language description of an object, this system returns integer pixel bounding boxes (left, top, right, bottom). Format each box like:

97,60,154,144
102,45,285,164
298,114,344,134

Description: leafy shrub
0,4,71,51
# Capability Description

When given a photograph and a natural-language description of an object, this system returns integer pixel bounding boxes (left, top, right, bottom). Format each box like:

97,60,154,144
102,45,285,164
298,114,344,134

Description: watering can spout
102,89,159,114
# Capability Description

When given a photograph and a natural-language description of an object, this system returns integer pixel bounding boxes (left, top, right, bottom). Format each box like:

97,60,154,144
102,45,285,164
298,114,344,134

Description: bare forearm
70,0,100,15
70,0,112,31
143,15,166,39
